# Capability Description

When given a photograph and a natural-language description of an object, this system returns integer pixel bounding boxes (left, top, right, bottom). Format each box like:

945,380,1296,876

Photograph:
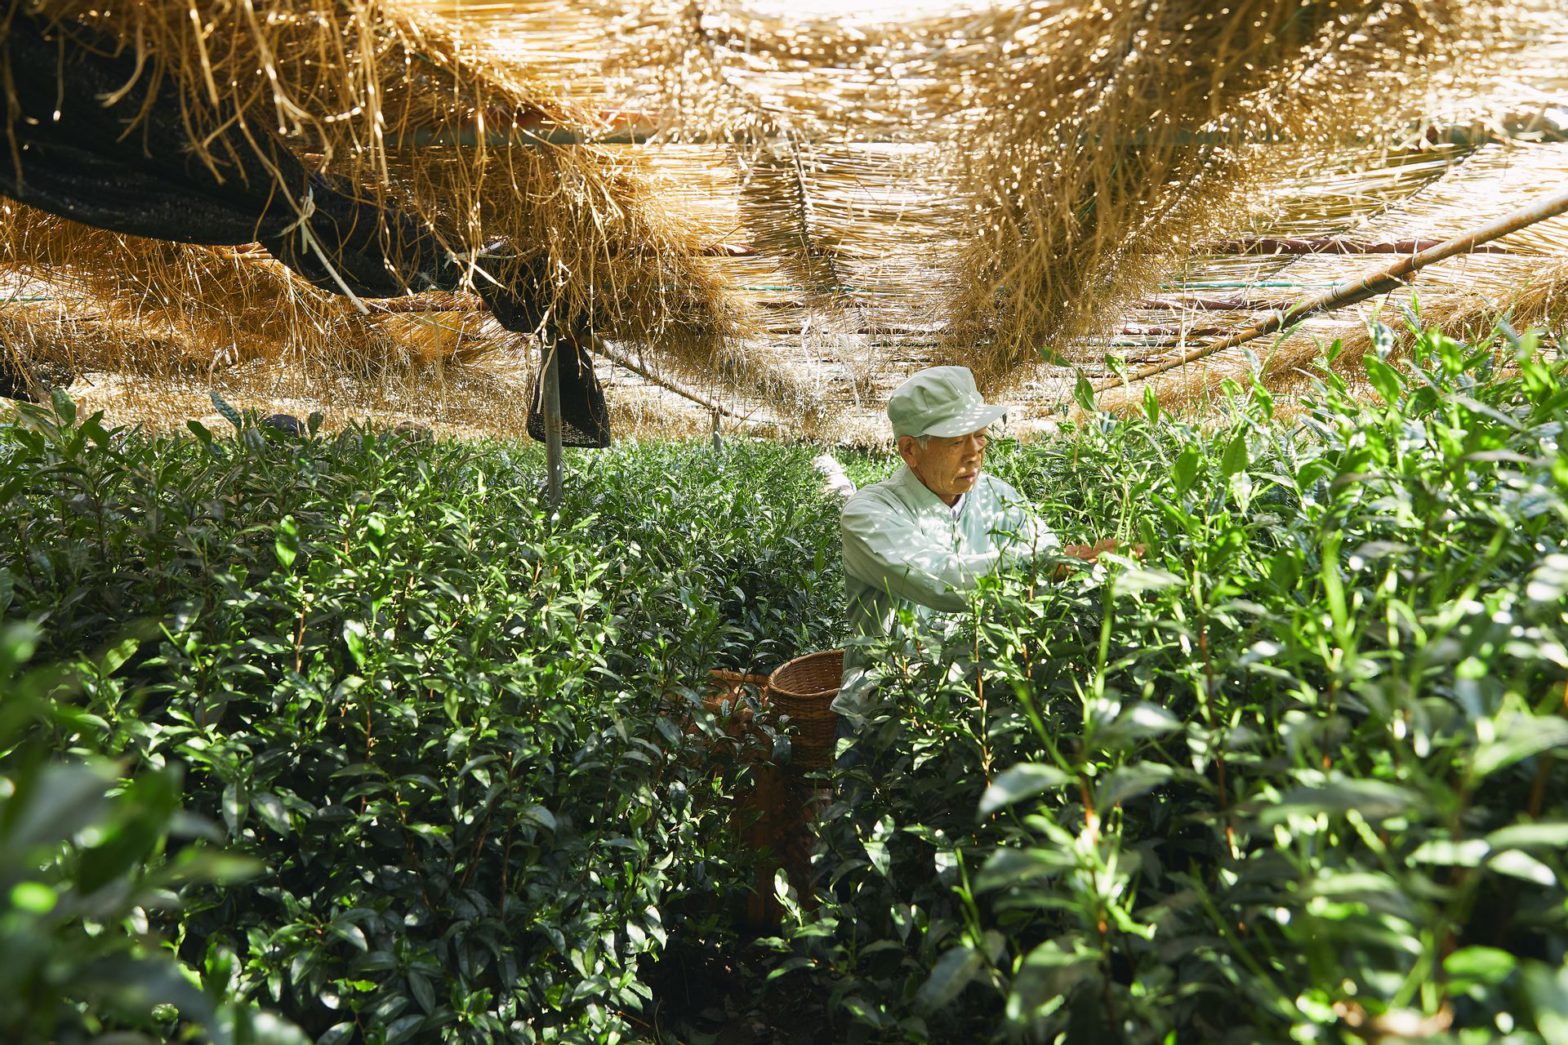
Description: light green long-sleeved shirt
835,464,1057,724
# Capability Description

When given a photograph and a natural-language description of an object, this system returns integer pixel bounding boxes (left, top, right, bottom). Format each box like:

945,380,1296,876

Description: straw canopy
0,0,1564,437
944,0,1493,380
0,0,786,426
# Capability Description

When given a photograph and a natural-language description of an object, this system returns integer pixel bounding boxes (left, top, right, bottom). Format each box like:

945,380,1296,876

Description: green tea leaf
50,387,76,426
979,763,1071,816
408,971,436,1013
1471,716,1568,779
1074,371,1095,414
1487,849,1555,886
252,793,291,837
1007,940,1097,1024
974,847,1074,892
101,636,142,677
915,943,983,1011
1526,554,1568,603
342,620,369,671
1172,445,1201,495
1097,763,1172,810
274,516,300,570
10,881,57,914
521,804,557,832
8,763,112,849
1444,947,1516,988
1111,567,1182,598
1220,430,1249,477
1364,357,1403,404
1262,778,1419,824
1486,822,1568,851
1407,838,1487,867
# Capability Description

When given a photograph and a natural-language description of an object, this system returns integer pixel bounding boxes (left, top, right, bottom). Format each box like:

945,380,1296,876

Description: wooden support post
711,408,722,451
542,340,563,510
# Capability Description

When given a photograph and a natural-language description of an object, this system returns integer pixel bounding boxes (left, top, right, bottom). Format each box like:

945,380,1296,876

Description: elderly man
834,366,1112,736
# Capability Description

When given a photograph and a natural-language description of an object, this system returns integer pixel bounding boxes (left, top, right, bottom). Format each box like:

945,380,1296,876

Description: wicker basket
767,649,844,772
705,669,769,719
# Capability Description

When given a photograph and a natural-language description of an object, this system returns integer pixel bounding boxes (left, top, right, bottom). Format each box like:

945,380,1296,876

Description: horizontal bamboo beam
383,115,1568,150
1208,236,1517,256
1134,295,1292,312
1116,325,1226,338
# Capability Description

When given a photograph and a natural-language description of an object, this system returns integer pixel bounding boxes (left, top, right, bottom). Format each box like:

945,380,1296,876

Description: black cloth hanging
526,336,611,449
0,9,611,444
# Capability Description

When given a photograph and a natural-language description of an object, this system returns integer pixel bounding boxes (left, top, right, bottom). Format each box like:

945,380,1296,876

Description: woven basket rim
710,668,772,686
768,649,844,700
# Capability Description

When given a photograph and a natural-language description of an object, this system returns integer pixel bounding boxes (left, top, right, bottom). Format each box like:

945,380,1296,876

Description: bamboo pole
541,340,563,510
1135,296,1292,312
585,334,743,420
1208,237,1516,256
1094,184,1568,395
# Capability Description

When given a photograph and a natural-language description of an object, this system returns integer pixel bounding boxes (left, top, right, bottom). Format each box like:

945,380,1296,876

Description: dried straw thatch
0,205,435,379
2,0,1565,437
10,0,727,329
943,0,1498,387
0,0,822,414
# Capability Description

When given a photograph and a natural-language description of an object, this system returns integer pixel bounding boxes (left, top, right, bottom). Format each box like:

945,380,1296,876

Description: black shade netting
0,12,456,297
0,348,73,402
0,12,610,442
527,339,610,449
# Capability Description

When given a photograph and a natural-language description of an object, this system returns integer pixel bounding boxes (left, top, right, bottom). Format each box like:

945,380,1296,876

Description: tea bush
6,322,1568,1044
0,407,842,1042
0,620,303,1044
792,326,1568,1043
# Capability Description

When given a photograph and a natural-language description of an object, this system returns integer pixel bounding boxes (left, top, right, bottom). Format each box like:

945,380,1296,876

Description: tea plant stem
1524,681,1568,817
1011,678,1062,761
1078,776,1098,842
292,604,306,674
1191,881,1288,1010
363,695,374,764
460,803,495,891
974,626,991,784
1095,589,1113,695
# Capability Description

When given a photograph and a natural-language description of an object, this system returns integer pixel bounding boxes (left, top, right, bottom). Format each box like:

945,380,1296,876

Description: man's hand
1053,538,1145,580
1063,537,1119,561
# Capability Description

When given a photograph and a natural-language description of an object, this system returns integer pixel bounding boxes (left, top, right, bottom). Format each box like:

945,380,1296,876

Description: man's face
899,428,988,504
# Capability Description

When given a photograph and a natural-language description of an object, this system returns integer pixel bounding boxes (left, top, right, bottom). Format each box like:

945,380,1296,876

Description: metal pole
542,339,563,510
1094,183,1568,395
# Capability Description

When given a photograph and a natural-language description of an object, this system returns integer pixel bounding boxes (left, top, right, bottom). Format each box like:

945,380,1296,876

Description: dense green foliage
0,407,837,1042
796,327,1568,1042
4,323,1568,1043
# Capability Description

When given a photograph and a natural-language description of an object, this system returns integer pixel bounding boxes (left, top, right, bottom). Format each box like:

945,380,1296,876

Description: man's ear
896,435,917,466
